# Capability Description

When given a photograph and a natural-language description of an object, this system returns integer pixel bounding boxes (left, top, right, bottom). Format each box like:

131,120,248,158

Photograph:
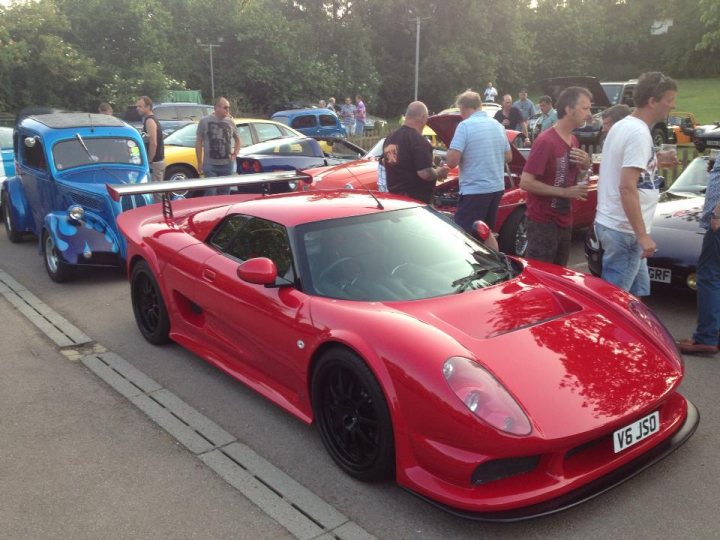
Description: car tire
651,127,666,148
43,230,75,283
311,347,395,482
2,192,24,243
131,260,171,345
164,164,197,182
694,140,707,153
498,207,528,257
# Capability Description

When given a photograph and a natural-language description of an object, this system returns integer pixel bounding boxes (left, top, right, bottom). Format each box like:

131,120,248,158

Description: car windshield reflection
53,137,143,170
296,207,514,301
668,157,711,194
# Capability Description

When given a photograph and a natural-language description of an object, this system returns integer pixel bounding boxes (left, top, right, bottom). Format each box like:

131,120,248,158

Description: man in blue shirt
677,157,720,354
513,88,536,122
445,90,513,233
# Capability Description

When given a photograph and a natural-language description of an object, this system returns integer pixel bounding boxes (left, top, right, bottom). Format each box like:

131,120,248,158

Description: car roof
225,190,420,228
272,108,336,116
24,113,128,129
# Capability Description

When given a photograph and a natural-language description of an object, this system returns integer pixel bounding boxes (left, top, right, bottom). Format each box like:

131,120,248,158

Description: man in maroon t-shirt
519,87,593,265
383,101,449,203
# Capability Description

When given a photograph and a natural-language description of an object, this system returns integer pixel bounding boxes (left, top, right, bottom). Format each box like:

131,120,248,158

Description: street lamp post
409,16,431,101
196,37,224,102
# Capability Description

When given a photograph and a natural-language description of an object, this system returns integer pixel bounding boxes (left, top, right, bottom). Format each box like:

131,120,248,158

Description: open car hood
541,76,612,109
426,113,526,173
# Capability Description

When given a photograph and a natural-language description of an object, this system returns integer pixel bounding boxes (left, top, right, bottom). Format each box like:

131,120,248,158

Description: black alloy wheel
311,347,395,482
131,260,171,345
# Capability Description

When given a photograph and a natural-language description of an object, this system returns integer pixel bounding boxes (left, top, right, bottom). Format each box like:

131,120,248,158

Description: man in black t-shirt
494,94,527,139
382,101,449,203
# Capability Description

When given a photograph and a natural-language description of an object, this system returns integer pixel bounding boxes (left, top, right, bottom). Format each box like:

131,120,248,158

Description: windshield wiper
75,133,98,162
451,266,510,293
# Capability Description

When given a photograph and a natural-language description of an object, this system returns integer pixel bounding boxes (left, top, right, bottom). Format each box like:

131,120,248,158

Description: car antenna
364,187,384,210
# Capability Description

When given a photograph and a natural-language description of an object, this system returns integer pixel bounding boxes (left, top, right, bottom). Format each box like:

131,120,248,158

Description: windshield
164,123,199,147
600,83,623,105
296,206,514,301
53,137,143,170
668,157,711,194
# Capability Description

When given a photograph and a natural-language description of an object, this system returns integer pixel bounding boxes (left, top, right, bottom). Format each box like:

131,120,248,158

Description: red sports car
299,114,599,256
109,174,697,521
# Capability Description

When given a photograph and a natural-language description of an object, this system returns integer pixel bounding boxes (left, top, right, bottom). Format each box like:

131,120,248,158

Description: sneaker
677,339,718,355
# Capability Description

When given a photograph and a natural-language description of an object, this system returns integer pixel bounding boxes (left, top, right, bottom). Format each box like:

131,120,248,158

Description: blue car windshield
295,206,514,302
53,137,144,170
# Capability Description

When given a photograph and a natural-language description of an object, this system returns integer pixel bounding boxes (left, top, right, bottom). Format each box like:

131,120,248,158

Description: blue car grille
69,191,105,212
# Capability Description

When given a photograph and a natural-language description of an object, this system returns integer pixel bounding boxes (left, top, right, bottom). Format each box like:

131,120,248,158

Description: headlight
694,128,705,135
67,205,84,222
442,357,531,435
343,183,355,189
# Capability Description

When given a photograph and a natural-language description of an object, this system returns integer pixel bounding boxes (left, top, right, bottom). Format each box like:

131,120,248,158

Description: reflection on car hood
542,76,612,109
653,195,705,233
362,264,679,436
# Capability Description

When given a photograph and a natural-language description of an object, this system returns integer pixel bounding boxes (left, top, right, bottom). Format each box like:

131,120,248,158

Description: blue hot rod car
1,113,153,282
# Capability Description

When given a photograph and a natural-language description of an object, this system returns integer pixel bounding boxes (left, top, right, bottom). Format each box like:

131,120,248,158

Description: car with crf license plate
108,174,697,520
1,113,153,282
585,155,714,291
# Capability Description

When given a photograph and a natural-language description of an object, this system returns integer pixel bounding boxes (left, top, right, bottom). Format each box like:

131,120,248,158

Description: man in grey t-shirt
195,96,241,195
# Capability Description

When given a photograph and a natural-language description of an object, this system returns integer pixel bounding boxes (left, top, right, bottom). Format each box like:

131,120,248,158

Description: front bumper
405,399,699,521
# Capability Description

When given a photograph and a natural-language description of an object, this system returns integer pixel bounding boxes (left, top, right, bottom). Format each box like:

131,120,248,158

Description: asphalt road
1,226,718,539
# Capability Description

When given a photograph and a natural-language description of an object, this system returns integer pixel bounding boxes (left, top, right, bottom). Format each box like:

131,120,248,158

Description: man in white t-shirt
594,72,678,296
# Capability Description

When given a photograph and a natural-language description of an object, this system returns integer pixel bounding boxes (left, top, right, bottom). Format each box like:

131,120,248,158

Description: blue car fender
2,176,34,233
42,209,124,264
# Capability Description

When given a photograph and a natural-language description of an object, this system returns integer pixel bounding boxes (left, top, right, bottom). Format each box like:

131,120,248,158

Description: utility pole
196,38,224,102
409,16,431,101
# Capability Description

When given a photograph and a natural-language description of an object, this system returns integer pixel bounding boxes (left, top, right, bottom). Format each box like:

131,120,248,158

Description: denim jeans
355,120,365,135
693,228,720,345
203,162,235,196
343,121,355,136
595,222,650,297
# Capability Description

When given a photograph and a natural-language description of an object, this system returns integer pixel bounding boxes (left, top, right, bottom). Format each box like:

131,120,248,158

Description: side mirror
237,257,277,285
24,136,37,148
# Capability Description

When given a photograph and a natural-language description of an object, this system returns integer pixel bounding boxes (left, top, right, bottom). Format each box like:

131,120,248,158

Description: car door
317,113,344,137
17,130,50,233
289,114,319,137
195,215,313,399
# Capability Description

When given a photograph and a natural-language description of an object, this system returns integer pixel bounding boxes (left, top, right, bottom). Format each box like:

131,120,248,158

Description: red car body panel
116,190,695,519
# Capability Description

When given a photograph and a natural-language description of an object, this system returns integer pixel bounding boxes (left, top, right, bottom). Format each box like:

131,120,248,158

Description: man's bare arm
445,148,461,169
619,166,656,257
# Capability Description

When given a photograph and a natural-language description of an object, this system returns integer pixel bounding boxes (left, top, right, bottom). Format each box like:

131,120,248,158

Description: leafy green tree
0,1,98,111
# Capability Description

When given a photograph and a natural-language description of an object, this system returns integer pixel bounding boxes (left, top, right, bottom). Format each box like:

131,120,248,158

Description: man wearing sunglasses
196,96,241,195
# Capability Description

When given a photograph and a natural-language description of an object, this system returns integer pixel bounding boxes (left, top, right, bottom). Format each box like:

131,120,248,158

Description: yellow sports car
163,118,303,180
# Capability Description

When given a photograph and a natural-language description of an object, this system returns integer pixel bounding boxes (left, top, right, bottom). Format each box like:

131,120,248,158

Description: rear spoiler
106,171,312,219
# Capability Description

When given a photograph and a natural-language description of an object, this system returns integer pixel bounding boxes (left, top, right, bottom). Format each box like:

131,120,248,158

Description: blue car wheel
43,230,75,283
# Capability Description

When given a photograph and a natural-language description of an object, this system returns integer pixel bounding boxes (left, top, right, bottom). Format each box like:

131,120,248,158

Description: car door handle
202,269,216,282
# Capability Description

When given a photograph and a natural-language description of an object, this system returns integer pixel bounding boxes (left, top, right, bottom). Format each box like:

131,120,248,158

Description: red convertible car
297,114,599,256
109,174,697,521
